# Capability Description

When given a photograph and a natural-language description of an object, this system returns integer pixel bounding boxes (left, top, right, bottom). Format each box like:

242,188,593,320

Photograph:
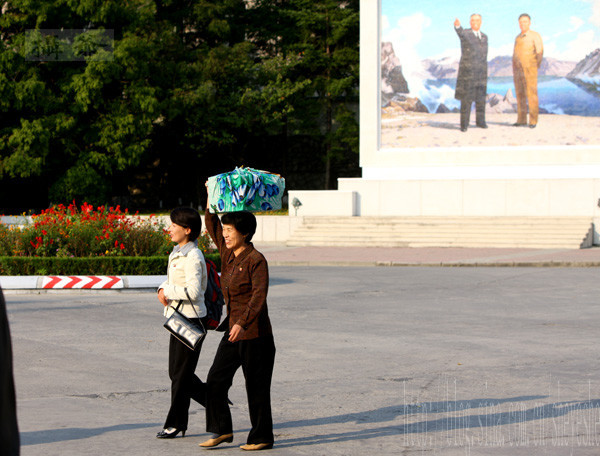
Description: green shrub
0,256,168,275
0,253,221,275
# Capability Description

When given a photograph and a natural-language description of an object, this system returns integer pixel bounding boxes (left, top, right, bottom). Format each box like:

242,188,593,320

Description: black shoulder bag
163,289,206,351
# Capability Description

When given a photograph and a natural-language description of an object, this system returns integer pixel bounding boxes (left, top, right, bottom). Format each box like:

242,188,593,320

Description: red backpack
204,258,225,330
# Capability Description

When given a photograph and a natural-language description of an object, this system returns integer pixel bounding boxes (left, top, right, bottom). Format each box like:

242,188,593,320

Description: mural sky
381,0,600,117
382,0,600,63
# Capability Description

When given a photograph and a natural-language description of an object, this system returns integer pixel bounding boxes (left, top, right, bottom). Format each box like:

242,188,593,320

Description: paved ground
6,266,600,455
257,244,600,267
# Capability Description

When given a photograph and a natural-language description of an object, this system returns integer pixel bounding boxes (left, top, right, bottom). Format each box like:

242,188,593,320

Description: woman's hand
158,288,169,307
228,324,245,342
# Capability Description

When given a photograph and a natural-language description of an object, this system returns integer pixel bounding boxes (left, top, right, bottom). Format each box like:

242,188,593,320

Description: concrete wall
287,190,357,217
251,215,303,243
1,216,32,226
337,178,600,218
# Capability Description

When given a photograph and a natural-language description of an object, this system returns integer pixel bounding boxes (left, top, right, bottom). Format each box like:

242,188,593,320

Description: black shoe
476,123,488,129
460,127,467,132
157,427,185,439
529,124,536,129
513,122,527,127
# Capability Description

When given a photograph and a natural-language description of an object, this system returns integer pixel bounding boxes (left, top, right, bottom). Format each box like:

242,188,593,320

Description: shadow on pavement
269,277,295,286
20,422,161,446
273,397,600,449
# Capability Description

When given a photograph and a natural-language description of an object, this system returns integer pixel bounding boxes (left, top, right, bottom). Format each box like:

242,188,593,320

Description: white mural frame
360,0,600,181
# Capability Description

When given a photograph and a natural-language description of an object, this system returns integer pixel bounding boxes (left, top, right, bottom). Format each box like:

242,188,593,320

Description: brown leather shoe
240,443,273,451
198,433,234,447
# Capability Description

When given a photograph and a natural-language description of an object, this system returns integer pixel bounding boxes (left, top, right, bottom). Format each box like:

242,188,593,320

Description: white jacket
159,242,207,319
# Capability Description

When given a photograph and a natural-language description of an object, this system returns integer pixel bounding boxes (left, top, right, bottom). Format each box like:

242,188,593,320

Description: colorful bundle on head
208,167,285,213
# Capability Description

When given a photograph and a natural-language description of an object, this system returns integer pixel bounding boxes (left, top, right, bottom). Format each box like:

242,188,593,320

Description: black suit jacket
454,26,488,102
0,287,19,455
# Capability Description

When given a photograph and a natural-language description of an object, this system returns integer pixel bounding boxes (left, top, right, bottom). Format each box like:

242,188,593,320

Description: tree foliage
0,0,359,211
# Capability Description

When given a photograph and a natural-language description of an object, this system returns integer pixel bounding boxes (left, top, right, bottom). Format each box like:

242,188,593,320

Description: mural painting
381,0,600,149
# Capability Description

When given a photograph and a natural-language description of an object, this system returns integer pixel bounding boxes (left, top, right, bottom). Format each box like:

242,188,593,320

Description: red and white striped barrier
42,276,124,289
0,275,166,290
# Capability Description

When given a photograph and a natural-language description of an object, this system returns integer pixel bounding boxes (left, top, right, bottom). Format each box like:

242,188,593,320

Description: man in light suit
454,14,488,132
512,13,543,128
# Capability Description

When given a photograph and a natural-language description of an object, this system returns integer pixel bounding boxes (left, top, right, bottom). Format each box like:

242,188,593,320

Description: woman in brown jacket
199,199,276,451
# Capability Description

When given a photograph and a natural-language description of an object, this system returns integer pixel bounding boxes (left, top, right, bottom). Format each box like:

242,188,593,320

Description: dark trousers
460,98,486,130
0,288,19,456
165,323,207,431
206,333,276,444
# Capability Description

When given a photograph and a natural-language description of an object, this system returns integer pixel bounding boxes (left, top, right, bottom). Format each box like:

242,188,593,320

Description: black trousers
206,332,276,444
460,98,486,129
164,320,207,431
0,288,19,456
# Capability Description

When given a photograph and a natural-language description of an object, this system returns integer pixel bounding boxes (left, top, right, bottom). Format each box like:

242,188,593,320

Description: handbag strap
173,289,205,329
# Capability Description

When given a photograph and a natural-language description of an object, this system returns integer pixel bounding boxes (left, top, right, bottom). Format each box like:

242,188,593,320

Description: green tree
0,0,359,210
0,0,160,204
279,0,359,189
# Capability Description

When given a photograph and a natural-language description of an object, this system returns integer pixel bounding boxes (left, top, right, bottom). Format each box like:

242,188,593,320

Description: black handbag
163,289,206,351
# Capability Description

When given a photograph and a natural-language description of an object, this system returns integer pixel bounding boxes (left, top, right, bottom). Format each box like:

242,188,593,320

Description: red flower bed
0,202,211,258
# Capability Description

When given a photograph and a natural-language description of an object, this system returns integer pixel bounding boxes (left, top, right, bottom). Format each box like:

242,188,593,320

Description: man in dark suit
454,14,488,132
0,287,20,455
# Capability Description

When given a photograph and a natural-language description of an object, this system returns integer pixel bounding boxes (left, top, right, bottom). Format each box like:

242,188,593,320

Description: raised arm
205,182,226,254
454,18,465,38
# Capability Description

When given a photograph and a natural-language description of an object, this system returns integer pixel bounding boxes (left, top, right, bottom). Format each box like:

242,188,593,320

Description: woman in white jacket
156,207,208,439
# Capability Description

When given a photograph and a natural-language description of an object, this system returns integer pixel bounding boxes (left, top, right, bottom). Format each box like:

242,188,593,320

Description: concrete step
294,226,589,234
287,216,594,249
297,223,591,230
286,240,587,249
300,216,593,224
290,235,585,245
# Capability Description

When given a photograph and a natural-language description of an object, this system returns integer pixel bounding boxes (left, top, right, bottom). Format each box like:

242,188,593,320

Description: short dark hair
519,13,531,20
221,211,257,243
170,207,202,242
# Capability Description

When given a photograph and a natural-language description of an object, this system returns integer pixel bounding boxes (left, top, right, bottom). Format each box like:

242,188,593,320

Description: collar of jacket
171,241,197,256
226,242,255,265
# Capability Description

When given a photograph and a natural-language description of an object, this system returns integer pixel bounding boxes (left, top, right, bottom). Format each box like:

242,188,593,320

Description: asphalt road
6,266,600,455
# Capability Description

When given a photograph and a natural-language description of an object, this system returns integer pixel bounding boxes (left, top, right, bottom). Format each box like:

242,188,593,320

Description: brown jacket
513,30,543,68
205,209,272,340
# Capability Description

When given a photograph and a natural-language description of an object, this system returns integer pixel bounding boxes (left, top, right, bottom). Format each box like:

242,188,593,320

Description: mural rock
381,41,409,98
567,48,600,94
424,55,576,79
382,95,429,117
539,58,577,77
486,89,517,113
423,57,458,79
